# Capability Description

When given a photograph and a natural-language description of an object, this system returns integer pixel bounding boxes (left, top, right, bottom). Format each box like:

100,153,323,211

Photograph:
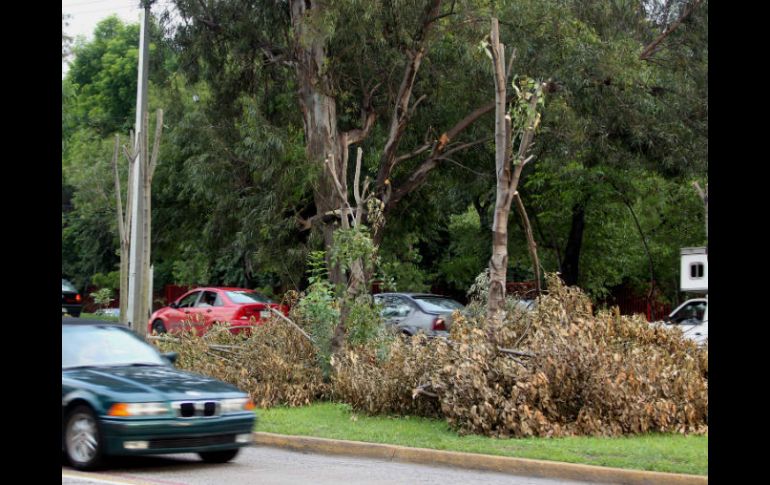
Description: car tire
152,319,167,334
65,405,105,471
198,448,240,463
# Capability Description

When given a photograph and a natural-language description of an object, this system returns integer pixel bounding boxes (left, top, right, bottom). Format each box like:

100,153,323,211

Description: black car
62,321,256,470
62,279,82,317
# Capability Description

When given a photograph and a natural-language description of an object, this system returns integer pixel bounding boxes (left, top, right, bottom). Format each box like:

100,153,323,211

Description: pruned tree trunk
486,18,543,317
113,134,135,325
487,19,511,316
324,148,377,353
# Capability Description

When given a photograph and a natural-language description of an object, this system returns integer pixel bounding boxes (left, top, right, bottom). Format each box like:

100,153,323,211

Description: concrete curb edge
252,432,706,485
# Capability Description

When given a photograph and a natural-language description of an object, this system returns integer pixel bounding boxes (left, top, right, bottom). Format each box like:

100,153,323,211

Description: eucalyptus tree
168,0,500,287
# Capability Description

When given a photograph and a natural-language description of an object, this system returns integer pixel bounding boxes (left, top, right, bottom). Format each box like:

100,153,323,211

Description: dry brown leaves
333,275,708,438
153,318,328,408
331,336,442,417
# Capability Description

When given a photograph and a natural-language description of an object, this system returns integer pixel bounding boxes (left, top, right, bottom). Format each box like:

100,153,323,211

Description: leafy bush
292,250,339,377
91,271,120,291
90,288,114,310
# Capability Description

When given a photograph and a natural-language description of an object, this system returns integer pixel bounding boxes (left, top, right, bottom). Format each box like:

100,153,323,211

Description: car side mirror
162,352,178,365
169,302,179,309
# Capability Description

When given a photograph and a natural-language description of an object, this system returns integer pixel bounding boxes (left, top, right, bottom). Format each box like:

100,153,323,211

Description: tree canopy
62,1,707,307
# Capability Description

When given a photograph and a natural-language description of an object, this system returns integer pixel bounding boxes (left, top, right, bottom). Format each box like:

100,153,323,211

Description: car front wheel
65,405,104,470
198,448,240,463
152,319,167,334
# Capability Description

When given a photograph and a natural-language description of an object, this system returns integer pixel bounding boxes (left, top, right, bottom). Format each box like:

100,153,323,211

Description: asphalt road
62,445,605,485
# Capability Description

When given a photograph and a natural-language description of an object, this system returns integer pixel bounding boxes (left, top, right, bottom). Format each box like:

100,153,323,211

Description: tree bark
376,0,443,191
486,19,542,316
560,202,587,286
487,18,510,316
112,134,132,325
290,0,347,287
640,0,704,61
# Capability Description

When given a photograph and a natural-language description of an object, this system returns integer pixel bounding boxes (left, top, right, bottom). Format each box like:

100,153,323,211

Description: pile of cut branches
153,317,328,408
333,275,708,437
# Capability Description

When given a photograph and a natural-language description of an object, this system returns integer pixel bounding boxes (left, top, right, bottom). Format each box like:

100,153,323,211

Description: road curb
252,432,707,485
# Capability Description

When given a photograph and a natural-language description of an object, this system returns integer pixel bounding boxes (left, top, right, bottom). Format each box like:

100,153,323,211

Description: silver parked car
373,293,464,337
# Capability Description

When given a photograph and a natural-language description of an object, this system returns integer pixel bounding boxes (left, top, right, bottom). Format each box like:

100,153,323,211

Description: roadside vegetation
256,402,708,476
66,1,709,475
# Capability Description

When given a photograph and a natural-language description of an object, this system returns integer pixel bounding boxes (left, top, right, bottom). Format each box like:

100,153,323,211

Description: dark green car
62,322,256,470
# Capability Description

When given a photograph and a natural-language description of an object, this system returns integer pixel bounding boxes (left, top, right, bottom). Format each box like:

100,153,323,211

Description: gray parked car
373,293,464,337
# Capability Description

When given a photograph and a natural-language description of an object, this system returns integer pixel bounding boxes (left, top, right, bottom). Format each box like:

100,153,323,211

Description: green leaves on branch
330,226,378,277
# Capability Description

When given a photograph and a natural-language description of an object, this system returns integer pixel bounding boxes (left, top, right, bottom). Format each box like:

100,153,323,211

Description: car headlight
220,398,255,414
108,402,171,417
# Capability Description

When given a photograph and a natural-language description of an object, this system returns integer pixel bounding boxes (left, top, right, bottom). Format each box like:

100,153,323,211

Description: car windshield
62,279,77,292
412,296,463,312
62,325,166,369
226,291,273,304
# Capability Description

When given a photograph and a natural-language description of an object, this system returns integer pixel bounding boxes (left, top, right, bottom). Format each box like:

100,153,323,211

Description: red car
148,287,287,336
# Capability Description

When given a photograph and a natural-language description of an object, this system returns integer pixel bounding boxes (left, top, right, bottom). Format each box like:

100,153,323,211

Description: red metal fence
164,285,191,305
602,285,672,322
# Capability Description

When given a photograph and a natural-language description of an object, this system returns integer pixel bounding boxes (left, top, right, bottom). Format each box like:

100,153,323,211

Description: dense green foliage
62,1,707,308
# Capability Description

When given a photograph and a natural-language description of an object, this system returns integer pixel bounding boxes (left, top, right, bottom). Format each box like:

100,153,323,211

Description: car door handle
184,310,190,314
206,309,212,313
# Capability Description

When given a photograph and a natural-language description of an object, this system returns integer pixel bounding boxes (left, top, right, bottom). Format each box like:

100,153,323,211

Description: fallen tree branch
268,307,314,344
412,383,438,398
497,347,536,358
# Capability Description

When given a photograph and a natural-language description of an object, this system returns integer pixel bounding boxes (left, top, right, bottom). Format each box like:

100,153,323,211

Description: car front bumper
100,412,256,455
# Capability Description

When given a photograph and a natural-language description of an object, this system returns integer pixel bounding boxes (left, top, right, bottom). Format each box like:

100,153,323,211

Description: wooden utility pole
126,1,153,335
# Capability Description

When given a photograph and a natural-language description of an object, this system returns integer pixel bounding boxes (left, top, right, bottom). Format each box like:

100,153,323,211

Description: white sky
62,0,176,77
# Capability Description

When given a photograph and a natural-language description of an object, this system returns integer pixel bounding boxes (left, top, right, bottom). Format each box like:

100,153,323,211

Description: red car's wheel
152,319,167,334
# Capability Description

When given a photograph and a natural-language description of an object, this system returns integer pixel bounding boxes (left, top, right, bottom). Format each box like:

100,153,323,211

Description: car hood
63,365,244,401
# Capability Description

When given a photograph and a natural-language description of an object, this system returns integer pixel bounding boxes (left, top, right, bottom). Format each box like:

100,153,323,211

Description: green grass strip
255,402,707,476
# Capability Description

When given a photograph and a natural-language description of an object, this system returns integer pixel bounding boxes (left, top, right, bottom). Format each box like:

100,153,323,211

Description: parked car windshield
226,291,273,304
412,295,463,312
62,279,77,292
62,325,166,369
